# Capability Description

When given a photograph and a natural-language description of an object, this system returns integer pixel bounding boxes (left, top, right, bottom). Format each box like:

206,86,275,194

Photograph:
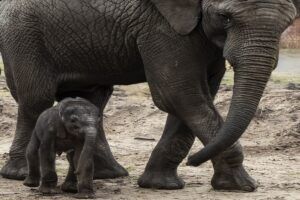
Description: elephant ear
151,0,201,35
57,102,68,139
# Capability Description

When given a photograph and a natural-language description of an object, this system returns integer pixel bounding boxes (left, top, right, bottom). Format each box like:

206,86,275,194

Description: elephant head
59,97,100,139
151,0,297,166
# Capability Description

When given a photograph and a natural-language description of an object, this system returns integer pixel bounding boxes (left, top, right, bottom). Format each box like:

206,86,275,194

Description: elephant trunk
187,35,279,166
82,126,98,147
84,126,98,135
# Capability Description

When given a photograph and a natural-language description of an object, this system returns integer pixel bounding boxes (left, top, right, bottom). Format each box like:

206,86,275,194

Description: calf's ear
151,0,201,35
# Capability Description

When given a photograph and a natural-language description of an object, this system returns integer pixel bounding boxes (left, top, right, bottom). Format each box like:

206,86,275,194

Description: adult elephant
0,0,298,191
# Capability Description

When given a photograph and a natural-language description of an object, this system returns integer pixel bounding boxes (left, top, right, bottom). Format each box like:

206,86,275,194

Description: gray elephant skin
24,97,100,198
0,0,298,192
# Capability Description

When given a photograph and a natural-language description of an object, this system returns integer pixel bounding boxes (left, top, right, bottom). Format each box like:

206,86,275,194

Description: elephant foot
24,176,40,187
39,186,61,195
138,170,185,190
74,191,95,199
211,165,257,192
0,158,27,180
61,181,78,193
93,163,128,179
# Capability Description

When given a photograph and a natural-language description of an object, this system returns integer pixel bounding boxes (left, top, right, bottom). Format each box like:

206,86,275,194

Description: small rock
113,188,121,194
275,147,281,151
286,83,300,90
293,93,300,100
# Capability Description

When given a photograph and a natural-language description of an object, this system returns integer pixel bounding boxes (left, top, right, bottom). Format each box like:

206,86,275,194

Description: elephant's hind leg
74,86,128,179
1,100,54,180
0,58,56,180
24,132,40,187
138,114,195,189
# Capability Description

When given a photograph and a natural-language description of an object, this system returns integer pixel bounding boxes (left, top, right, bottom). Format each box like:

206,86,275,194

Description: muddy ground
0,76,299,200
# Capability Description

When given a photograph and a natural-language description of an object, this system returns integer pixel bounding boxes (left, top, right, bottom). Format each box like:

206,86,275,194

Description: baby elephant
23,97,100,198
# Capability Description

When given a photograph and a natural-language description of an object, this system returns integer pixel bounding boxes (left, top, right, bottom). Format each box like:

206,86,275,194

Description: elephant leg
39,140,59,194
68,146,95,199
211,143,257,192
0,61,55,180
138,114,195,189
23,132,40,187
61,151,78,193
207,58,257,192
137,31,227,190
1,100,54,180
138,58,225,190
74,86,128,179
76,144,95,198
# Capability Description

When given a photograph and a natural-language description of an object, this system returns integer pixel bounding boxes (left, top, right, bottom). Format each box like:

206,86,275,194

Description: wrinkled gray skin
0,0,298,191
24,98,99,199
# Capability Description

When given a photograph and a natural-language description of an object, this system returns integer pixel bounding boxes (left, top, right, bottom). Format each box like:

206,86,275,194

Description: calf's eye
218,13,231,24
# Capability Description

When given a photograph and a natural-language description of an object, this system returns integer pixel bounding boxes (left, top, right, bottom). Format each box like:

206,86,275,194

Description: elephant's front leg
211,143,257,192
207,58,257,192
137,29,222,189
138,114,195,189
39,139,59,194
61,151,78,193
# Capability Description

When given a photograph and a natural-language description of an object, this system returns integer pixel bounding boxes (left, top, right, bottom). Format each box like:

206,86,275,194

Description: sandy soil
0,76,299,200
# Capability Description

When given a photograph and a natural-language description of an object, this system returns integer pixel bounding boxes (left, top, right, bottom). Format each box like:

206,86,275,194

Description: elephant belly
66,65,146,85
56,67,147,98
40,0,148,85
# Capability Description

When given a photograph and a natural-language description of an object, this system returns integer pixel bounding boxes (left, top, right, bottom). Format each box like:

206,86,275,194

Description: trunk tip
186,152,205,167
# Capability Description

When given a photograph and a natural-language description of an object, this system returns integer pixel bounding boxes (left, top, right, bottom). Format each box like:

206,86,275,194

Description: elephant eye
218,13,231,25
72,125,80,130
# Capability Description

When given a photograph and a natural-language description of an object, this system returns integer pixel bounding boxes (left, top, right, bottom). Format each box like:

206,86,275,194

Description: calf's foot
39,186,61,195
74,191,95,199
61,181,78,193
138,170,185,189
24,176,40,187
0,158,27,180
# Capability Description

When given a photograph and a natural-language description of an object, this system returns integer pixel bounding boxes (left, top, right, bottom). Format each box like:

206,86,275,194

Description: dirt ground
0,76,299,200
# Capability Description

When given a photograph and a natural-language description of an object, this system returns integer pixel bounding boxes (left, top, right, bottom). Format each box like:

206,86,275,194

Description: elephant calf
23,97,100,199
